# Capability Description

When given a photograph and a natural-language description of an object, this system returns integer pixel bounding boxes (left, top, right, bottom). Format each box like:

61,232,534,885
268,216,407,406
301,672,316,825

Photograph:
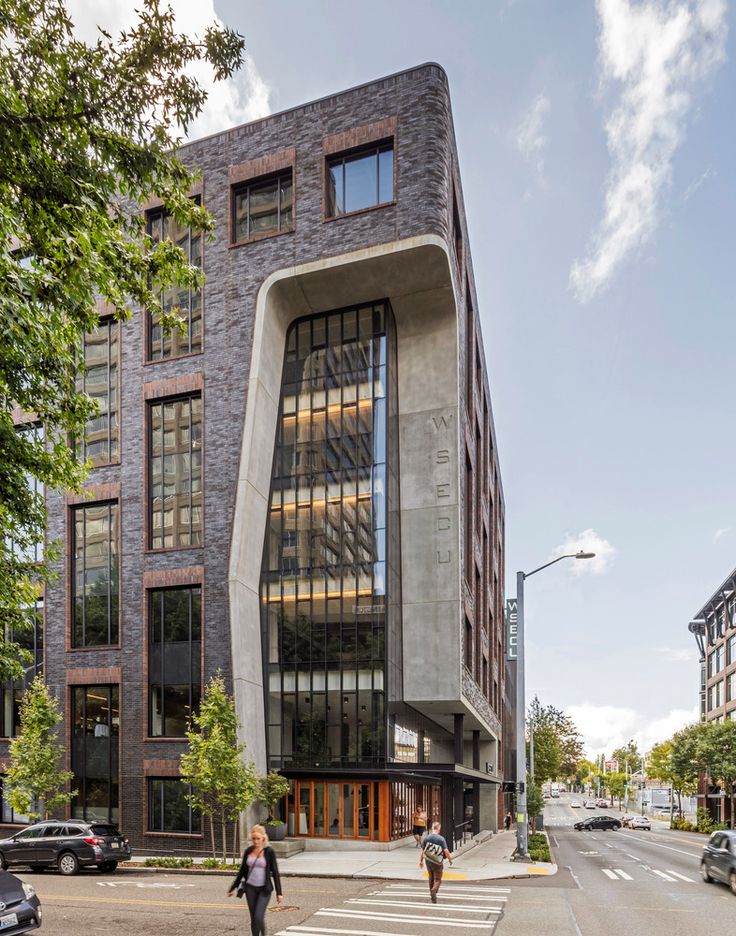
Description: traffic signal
516,781,525,794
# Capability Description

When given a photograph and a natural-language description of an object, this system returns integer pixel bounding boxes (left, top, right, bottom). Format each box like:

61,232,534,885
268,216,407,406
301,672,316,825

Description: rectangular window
465,617,473,671
71,502,119,647
6,424,44,565
147,208,202,360
0,778,31,825
148,778,200,833
728,673,736,703
72,685,119,823
1,599,43,738
717,644,726,672
728,635,736,666
149,396,203,549
149,587,202,737
232,171,293,243
708,651,715,678
75,319,119,466
326,142,394,218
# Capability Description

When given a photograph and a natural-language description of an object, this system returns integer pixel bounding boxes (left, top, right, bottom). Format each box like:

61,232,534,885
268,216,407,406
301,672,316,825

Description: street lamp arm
524,553,585,579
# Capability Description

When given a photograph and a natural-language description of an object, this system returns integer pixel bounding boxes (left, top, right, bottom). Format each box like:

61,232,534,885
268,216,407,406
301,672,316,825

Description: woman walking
228,824,284,936
412,805,427,847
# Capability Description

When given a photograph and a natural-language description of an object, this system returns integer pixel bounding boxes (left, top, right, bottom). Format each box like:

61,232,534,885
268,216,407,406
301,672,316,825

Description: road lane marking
652,870,676,882
665,870,694,882
625,854,641,861
39,894,236,911
316,909,490,928
613,869,633,880
347,899,501,914
624,834,701,859
602,869,619,880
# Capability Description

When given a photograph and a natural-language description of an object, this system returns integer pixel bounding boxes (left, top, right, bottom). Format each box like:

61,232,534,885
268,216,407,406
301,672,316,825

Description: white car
585,801,596,809
629,816,652,830
571,801,582,808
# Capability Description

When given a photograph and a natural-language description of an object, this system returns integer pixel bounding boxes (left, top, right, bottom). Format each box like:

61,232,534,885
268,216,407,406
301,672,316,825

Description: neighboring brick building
688,567,736,824
5,63,506,854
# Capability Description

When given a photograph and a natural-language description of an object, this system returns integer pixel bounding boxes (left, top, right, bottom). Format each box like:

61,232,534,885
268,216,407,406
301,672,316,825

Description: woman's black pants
245,884,271,936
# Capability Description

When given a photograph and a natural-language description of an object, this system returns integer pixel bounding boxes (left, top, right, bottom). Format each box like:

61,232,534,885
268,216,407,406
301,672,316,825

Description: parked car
596,799,610,808
585,801,596,809
628,816,652,831
574,815,622,831
570,801,582,808
621,815,637,828
0,820,131,875
701,830,736,894
0,867,41,932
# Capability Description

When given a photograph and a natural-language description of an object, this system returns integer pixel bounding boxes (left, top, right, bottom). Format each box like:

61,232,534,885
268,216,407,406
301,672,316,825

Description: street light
514,549,595,860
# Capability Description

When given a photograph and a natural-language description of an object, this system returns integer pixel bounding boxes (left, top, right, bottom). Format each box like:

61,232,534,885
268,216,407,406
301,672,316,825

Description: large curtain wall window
147,208,202,360
148,778,200,833
261,302,401,770
148,396,203,550
148,586,202,737
0,598,44,738
72,685,119,823
75,319,119,466
71,502,119,647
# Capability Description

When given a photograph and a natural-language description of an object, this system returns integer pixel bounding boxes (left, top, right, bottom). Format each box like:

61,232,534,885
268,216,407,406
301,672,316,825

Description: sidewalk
130,829,557,882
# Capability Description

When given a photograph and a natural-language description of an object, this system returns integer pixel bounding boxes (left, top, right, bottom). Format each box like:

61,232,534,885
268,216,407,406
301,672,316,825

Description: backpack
423,838,444,866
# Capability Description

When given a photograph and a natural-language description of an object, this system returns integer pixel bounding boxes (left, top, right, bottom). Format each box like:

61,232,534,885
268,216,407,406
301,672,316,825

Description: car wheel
730,871,736,896
0,853,6,871
613,823,621,830
58,852,80,876
701,862,713,884
98,862,118,874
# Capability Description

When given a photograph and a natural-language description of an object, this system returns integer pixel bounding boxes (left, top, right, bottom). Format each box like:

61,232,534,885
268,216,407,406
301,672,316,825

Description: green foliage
144,856,194,868
527,832,551,863
0,0,244,667
610,740,642,774
259,770,290,823
180,673,259,859
5,675,75,819
527,697,584,781
604,771,627,806
671,816,697,832
526,780,544,820
202,857,239,869
694,720,736,829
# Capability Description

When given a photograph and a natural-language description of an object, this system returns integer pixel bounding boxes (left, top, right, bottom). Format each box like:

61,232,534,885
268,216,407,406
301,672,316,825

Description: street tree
576,758,596,792
526,779,544,831
668,724,702,817
4,675,75,819
695,720,736,830
527,697,584,780
180,673,259,860
0,0,244,670
610,740,642,774
605,772,627,809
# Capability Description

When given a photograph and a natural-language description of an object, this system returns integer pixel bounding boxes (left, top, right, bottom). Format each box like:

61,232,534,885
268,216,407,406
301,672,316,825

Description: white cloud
566,702,698,759
570,0,728,303
515,93,551,183
67,0,271,139
683,166,715,201
652,646,695,663
713,526,730,542
550,528,616,575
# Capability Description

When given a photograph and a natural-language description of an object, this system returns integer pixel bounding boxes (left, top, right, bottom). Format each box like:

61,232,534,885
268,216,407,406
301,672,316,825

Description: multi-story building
5,63,506,852
688,566,736,823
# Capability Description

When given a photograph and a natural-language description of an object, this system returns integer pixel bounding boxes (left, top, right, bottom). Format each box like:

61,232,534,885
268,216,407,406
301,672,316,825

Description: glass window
149,396,203,549
71,502,119,647
149,587,202,737
728,635,736,666
72,685,119,823
148,778,200,833
147,207,202,360
0,778,31,825
326,143,394,218
232,171,293,243
75,319,119,466
5,424,44,565
1,598,44,738
261,304,398,770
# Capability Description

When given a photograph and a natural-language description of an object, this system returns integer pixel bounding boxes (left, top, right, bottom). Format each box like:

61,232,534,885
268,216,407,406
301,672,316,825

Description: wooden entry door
293,780,379,840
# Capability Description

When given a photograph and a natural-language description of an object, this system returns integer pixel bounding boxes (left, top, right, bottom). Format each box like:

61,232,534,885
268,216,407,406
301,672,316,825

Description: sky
69,0,736,759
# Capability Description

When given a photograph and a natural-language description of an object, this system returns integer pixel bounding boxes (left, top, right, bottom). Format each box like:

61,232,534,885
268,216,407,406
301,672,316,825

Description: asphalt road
498,792,736,935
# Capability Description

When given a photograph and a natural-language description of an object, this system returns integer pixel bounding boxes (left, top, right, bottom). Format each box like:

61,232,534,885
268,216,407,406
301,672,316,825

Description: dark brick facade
3,63,506,854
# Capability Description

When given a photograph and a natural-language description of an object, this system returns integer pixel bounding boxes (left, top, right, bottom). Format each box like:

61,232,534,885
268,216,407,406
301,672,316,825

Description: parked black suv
574,815,622,831
0,820,131,875
701,829,736,894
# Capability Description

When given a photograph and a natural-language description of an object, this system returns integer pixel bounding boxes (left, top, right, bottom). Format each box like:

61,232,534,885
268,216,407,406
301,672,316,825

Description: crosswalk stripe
281,928,428,936
375,890,508,901
613,869,633,880
347,899,501,914
652,870,675,882
385,884,510,893
665,870,694,882
602,869,619,880
316,909,490,928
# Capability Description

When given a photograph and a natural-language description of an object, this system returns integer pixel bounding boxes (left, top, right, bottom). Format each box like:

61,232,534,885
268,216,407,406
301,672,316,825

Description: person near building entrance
504,811,512,831
412,805,427,847
419,820,453,903
228,824,283,936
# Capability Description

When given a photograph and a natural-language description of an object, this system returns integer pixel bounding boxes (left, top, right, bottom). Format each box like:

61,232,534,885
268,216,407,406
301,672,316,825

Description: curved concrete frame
228,234,468,774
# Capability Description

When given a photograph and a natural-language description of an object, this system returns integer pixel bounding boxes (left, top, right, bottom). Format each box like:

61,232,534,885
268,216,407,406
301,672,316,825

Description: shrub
143,856,194,868
527,832,551,863
671,817,697,832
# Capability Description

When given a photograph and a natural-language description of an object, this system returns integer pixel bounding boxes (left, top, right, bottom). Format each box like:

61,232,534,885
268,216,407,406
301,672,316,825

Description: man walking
419,820,453,903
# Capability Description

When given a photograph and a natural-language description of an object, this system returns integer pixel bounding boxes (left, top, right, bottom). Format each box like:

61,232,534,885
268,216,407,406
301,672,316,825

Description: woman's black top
231,845,282,896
